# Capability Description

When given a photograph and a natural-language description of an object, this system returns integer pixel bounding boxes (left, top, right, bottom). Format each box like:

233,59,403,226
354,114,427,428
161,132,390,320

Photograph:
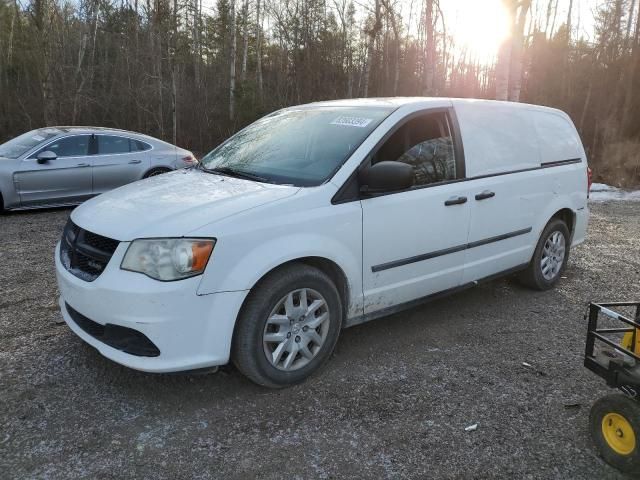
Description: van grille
60,220,119,282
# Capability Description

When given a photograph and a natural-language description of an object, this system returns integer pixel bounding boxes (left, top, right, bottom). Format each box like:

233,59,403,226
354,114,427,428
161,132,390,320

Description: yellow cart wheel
590,393,640,476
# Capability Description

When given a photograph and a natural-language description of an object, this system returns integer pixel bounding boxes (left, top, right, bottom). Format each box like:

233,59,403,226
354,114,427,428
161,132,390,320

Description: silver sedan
0,127,196,211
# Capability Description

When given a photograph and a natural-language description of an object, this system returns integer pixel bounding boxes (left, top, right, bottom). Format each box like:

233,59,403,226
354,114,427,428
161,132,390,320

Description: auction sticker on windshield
331,116,373,128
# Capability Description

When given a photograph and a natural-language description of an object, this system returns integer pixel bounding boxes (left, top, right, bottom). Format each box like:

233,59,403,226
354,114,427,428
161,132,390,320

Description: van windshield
0,129,61,159
199,107,392,186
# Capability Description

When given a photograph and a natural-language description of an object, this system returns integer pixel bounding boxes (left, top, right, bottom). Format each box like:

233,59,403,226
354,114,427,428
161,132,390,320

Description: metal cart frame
584,301,640,396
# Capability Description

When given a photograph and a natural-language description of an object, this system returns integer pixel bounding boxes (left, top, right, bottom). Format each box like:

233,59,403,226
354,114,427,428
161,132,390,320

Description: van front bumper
55,242,248,373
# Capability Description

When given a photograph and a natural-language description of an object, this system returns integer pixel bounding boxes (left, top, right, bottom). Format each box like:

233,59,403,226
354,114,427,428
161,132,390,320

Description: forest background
1,0,638,186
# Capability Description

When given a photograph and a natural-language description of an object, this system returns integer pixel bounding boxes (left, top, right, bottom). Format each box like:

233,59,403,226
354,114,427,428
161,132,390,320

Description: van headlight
121,238,215,281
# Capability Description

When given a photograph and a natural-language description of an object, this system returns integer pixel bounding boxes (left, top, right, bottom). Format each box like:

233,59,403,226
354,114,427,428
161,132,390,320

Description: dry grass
595,139,640,188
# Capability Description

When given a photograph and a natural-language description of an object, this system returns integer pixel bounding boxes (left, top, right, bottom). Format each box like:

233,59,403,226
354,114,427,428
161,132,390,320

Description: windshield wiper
205,166,271,183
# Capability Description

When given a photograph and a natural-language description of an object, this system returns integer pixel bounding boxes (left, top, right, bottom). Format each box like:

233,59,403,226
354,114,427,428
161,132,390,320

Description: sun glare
447,0,512,62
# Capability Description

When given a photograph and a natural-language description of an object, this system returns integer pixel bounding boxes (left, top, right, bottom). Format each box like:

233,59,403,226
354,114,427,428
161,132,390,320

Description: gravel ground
1,201,639,480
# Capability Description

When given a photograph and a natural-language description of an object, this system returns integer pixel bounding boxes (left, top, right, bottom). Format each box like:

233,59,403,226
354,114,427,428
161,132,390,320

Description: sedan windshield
200,107,392,186
0,129,61,159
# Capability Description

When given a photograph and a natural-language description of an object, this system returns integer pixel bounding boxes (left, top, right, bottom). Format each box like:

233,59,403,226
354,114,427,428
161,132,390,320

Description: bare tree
508,0,531,101
495,0,531,102
240,0,249,82
229,0,237,121
363,0,382,97
255,0,263,101
422,0,434,95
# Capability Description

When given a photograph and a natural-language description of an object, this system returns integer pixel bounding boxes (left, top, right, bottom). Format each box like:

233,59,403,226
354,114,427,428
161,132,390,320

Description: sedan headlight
121,238,215,281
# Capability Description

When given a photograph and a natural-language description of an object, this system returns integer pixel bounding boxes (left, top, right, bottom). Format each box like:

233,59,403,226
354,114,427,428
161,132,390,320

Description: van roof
303,97,566,117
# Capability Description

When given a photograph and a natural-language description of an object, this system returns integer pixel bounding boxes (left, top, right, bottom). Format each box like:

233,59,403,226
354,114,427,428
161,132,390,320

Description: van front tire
232,264,343,388
519,218,570,290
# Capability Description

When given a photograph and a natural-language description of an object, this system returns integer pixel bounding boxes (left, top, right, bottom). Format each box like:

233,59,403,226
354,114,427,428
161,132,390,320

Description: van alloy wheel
262,288,330,371
518,218,570,290
232,264,342,387
540,231,566,281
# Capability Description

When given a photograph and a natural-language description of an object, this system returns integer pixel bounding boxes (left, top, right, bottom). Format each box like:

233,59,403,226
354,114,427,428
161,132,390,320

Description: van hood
71,169,300,241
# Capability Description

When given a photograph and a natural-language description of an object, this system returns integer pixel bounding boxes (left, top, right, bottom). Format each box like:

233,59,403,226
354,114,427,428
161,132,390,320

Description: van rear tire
232,264,342,388
519,218,570,290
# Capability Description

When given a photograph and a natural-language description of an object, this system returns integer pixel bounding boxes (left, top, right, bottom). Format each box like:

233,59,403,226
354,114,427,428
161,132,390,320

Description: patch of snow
590,183,640,202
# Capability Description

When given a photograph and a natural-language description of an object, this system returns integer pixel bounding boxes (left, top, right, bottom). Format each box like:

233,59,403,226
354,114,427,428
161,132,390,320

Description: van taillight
587,167,593,197
182,155,197,164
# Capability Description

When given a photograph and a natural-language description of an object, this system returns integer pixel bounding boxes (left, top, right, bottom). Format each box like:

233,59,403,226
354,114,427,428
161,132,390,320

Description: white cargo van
55,98,590,387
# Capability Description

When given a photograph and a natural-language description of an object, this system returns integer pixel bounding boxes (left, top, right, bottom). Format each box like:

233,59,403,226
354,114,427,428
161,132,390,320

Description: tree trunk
622,3,640,133
549,0,559,38
255,0,263,101
624,0,637,53
240,0,249,82
495,30,512,100
363,0,381,97
229,0,237,122
7,0,17,66
562,0,574,101
193,0,200,86
544,0,553,36
508,0,531,102
566,0,574,41
172,0,178,145
422,0,434,95
391,13,400,95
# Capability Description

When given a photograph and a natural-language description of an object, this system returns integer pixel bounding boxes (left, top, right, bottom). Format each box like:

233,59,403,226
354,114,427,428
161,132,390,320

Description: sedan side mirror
37,150,57,164
361,161,414,194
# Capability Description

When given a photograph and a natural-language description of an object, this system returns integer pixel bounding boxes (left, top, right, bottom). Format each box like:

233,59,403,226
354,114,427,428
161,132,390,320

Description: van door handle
475,190,495,201
128,159,142,164
76,163,90,167
444,196,468,206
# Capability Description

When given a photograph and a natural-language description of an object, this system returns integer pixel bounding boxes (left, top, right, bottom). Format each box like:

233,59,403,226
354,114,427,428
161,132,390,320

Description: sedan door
14,135,93,207
92,135,150,194
361,109,472,315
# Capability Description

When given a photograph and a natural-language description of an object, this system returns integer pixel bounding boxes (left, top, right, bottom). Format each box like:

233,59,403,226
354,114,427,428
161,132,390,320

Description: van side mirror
361,161,414,194
37,151,57,164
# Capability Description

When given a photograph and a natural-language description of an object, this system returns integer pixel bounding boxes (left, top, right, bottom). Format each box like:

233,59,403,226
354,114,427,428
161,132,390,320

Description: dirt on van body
1,201,638,479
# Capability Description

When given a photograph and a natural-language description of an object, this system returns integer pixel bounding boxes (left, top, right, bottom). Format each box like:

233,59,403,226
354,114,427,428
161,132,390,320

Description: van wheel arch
238,257,350,328
231,259,346,387
550,208,575,241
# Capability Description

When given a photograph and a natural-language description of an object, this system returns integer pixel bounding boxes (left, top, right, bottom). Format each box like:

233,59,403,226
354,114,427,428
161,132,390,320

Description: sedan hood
71,169,300,240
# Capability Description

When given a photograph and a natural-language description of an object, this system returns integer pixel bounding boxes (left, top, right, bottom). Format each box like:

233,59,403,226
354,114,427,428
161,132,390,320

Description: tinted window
373,113,457,186
0,130,60,159
98,135,130,154
200,107,392,186
130,139,152,152
35,135,91,158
